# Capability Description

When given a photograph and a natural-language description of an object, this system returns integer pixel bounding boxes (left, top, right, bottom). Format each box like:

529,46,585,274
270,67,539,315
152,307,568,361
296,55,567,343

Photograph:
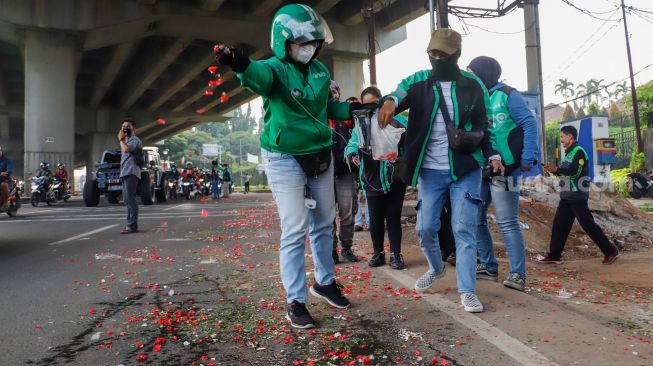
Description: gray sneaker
461,292,484,313
476,263,498,281
414,266,447,292
503,273,526,292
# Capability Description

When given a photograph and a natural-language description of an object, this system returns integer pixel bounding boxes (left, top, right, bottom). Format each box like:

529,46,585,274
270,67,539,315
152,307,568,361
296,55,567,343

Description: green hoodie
237,57,350,155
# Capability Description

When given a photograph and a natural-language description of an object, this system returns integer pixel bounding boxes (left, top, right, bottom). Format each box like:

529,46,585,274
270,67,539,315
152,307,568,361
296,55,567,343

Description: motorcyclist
182,162,195,179
53,162,69,195
169,162,180,180
36,161,53,189
0,146,13,210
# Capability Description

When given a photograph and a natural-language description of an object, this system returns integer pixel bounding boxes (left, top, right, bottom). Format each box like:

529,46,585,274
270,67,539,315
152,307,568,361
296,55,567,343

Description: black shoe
121,226,138,234
310,282,351,309
286,301,315,329
446,254,456,267
368,251,385,267
332,250,340,264
389,252,406,270
340,248,360,262
354,225,363,232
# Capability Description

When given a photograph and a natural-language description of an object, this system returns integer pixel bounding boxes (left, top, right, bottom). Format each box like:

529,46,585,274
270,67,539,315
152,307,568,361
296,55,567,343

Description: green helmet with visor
270,3,333,60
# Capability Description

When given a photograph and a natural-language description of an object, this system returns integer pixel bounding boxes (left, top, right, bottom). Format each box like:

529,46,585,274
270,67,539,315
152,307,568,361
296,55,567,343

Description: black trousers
244,182,250,193
366,183,406,254
549,199,615,259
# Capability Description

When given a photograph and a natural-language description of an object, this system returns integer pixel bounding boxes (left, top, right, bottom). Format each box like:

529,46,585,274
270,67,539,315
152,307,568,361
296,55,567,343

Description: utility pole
239,138,242,188
523,0,547,162
621,0,644,152
436,0,449,28
428,0,435,33
365,0,377,85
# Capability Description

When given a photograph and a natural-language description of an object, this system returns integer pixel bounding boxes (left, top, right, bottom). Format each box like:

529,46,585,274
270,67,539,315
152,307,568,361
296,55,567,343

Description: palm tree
614,81,629,101
554,78,575,101
575,83,591,108
586,78,605,105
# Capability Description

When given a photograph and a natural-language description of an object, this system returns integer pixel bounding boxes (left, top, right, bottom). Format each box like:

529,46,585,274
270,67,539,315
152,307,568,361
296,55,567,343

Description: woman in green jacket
218,4,353,329
345,87,408,270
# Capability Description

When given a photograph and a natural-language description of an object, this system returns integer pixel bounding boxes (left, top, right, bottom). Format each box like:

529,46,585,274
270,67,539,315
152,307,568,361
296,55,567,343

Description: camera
122,127,131,135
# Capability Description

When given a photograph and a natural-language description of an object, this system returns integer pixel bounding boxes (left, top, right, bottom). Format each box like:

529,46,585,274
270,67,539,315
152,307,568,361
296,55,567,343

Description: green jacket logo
464,104,474,112
313,72,327,78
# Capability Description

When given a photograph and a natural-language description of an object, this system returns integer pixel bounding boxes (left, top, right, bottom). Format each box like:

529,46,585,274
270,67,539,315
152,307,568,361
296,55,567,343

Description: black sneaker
389,252,406,269
332,250,340,265
476,264,498,281
310,282,351,309
341,248,360,262
446,253,456,266
354,225,363,232
286,301,315,329
368,251,385,267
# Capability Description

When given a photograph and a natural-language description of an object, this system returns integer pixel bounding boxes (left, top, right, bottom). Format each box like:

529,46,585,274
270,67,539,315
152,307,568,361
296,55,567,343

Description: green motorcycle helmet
270,3,333,60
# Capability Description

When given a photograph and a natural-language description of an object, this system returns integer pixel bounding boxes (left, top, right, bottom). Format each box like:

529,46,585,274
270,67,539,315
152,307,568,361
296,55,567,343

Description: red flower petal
207,65,218,74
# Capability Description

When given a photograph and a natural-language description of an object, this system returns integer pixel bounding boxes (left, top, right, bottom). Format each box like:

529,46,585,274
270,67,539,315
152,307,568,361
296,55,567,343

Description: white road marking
48,224,119,245
163,204,187,211
159,238,192,242
380,268,557,366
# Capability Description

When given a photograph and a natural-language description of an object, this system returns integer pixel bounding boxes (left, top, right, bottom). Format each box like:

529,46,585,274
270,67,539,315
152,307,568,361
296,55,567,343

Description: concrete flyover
0,0,429,179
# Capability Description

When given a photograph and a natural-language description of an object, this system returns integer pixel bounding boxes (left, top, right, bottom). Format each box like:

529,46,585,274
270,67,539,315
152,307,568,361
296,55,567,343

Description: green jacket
237,57,350,155
344,115,407,196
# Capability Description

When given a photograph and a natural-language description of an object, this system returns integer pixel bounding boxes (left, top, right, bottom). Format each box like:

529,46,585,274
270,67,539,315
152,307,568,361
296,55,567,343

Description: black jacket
556,143,590,201
331,119,357,178
388,69,496,186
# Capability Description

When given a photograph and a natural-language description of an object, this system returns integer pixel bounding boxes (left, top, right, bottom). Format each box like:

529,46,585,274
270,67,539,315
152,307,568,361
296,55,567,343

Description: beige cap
427,29,462,55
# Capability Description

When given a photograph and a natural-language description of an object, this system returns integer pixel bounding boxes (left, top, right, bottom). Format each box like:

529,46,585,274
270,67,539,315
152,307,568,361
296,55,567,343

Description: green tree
576,108,586,119
614,81,629,101
626,80,653,128
587,101,601,116
586,78,605,105
554,78,575,100
575,83,590,108
562,104,576,122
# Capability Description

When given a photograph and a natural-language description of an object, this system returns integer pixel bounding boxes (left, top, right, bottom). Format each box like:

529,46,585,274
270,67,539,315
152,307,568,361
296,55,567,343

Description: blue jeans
121,174,139,230
211,178,220,198
262,149,336,304
355,195,370,227
477,173,526,278
416,168,483,293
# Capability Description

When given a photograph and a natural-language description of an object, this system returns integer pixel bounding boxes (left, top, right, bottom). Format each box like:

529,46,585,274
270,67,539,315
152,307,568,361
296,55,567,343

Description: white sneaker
461,293,484,313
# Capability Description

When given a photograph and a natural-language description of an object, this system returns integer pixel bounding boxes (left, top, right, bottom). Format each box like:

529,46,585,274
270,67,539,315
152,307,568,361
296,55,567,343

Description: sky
245,0,653,116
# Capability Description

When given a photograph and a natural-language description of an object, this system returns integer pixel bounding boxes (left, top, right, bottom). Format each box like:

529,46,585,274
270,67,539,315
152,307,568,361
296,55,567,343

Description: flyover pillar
23,31,77,178
329,55,365,101
86,108,119,180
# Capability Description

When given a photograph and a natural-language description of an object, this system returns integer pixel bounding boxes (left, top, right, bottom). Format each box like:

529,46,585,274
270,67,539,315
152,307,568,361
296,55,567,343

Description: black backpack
133,148,145,168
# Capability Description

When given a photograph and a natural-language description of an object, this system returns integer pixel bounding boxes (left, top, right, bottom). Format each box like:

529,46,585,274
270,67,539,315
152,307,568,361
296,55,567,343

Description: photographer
118,118,142,234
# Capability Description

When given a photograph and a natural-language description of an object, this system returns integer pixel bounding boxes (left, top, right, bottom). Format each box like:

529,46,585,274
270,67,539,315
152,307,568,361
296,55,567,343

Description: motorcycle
52,178,70,202
167,179,179,199
31,176,57,206
180,177,199,200
199,178,212,197
0,179,22,217
626,172,653,199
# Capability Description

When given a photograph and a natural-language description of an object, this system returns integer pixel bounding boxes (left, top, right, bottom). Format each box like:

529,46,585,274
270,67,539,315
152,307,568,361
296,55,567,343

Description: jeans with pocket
262,149,336,304
416,168,483,293
477,173,526,279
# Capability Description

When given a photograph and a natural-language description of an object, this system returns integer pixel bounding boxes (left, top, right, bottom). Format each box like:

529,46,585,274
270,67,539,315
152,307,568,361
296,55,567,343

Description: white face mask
289,43,316,64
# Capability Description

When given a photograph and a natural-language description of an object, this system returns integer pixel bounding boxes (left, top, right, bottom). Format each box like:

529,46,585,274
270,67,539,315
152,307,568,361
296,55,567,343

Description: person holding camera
217,4,355,329
378,29,502,313
118,118,142,234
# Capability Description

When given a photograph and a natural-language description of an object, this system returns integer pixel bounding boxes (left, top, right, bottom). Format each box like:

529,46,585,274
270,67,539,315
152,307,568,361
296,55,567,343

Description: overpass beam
23,30,77,179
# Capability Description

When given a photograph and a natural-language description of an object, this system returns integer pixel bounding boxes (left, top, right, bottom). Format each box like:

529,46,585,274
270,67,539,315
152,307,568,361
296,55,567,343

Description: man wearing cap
378,29,502,313
0,146,13,210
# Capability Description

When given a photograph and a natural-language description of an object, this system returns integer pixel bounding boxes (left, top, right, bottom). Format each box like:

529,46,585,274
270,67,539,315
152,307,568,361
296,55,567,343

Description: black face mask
430,50,461,81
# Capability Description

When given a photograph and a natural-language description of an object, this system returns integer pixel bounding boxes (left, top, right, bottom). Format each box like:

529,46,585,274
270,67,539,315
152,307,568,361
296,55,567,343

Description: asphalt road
0,195,272,365
1,194,650,365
